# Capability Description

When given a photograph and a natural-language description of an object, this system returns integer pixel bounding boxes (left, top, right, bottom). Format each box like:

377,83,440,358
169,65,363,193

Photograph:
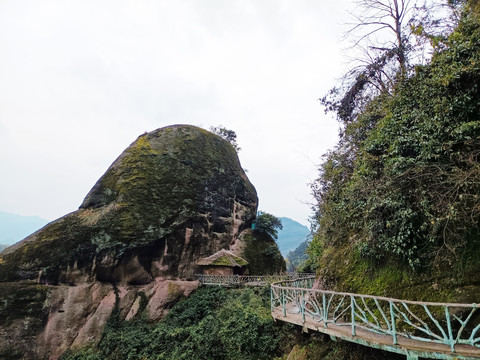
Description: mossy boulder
0,125,258,284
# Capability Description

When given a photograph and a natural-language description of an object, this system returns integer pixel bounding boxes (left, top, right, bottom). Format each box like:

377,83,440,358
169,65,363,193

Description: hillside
63,286,401,360
276,217,310,256
309,4,480,303
0,212,49,247
286,240,308,272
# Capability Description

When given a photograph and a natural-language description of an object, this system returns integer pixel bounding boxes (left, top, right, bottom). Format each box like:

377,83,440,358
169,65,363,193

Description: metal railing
271,278,480,353
195,273,315,286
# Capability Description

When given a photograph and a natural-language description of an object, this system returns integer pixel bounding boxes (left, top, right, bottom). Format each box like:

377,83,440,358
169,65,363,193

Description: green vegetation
286,240,309,273
210,125,241,151
0,281,49,326
309,4,480,300
254,211,283,240
61,284,406,360
62,287,294,360
242,230,286,274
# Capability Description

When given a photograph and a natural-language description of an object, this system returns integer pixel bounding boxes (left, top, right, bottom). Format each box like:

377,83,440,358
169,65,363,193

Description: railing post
445,306,455,352
270,287,274,313
323,293,328,328
283,288,287,317
351,295,356,336
301,289,305,323
390,300,397,345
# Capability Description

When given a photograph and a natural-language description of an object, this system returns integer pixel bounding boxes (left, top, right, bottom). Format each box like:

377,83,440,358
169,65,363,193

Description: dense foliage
286,240,309,272
242,230,286,274
62,287,293,360
310,5,480,278
254,212,283,240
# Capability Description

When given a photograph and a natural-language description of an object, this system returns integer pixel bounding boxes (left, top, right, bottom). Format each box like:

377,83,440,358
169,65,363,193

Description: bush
61,287,292,360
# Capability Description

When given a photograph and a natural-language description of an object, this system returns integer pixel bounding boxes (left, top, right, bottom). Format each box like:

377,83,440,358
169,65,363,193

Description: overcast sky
0,0,354,226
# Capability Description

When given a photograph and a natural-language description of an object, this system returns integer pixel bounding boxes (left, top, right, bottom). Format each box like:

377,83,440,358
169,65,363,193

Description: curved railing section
271,278,480,359
195,273,315,286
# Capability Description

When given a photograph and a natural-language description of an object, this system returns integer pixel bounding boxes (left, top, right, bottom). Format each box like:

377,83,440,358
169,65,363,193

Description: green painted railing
195,273,315,286
271,278,480,358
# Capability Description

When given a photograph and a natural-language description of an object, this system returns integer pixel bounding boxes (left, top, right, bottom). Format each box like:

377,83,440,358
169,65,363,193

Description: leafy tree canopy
253,212,283,240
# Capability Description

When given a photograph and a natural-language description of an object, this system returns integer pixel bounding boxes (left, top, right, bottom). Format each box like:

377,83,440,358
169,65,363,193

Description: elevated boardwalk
271,277,480,360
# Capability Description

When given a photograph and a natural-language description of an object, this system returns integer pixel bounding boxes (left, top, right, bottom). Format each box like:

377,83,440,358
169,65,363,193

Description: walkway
271,277,480,360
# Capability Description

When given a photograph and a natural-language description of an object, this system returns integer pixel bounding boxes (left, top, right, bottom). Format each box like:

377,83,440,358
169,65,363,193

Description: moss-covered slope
309,9,480,303
0,125,258,283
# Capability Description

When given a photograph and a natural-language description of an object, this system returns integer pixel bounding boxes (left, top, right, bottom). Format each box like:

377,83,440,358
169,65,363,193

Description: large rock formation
1,125,257,284
0,125,260,359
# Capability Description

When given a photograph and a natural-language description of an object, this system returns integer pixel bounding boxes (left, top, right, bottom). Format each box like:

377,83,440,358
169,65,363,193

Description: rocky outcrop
0,125,257,284
0,125,260,359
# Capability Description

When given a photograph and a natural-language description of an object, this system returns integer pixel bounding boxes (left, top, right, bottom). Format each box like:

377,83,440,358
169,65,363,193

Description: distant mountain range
275,217,310,256
0,211,49,249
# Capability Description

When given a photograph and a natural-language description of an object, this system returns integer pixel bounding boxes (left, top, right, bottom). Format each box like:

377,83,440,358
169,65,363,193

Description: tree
347,0,412,71
210,126,241,151
321,0,460,129
320,0,416,127
253,212,283,240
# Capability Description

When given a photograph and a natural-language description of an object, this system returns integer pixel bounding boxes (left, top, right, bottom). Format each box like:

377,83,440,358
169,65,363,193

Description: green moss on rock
0,125,258,282
0,281,49,326
318,237,480,303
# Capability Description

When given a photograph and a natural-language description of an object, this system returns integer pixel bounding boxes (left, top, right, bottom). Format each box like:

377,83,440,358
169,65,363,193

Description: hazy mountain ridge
275,217,310,256
0,211,49,247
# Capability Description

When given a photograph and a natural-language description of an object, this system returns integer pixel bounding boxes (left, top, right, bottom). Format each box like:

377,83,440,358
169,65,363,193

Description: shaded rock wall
0,280,199,360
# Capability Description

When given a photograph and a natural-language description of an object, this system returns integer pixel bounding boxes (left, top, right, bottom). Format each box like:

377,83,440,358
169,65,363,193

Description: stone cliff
0,125,264,359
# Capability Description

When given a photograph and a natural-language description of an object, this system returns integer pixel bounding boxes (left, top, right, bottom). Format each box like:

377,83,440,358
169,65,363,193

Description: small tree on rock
210,126,241,151
253,212,283,240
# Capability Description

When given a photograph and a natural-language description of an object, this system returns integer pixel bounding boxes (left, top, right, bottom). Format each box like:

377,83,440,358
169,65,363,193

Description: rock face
0,125,260,359
1,125,258,284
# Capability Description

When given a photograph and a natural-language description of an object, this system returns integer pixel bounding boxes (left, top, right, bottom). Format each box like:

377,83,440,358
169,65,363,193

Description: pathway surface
272,304,480,359
270,278,480,360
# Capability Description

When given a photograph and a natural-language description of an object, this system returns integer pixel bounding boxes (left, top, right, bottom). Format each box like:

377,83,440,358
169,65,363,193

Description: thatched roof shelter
197,249,248,267
197,249,248,275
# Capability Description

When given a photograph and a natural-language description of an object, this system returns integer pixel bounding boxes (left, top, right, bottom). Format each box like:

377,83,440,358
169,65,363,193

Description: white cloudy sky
0,0,354,226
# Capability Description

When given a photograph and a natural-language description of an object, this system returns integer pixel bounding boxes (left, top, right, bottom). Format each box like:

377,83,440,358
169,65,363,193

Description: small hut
196,249,248,276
